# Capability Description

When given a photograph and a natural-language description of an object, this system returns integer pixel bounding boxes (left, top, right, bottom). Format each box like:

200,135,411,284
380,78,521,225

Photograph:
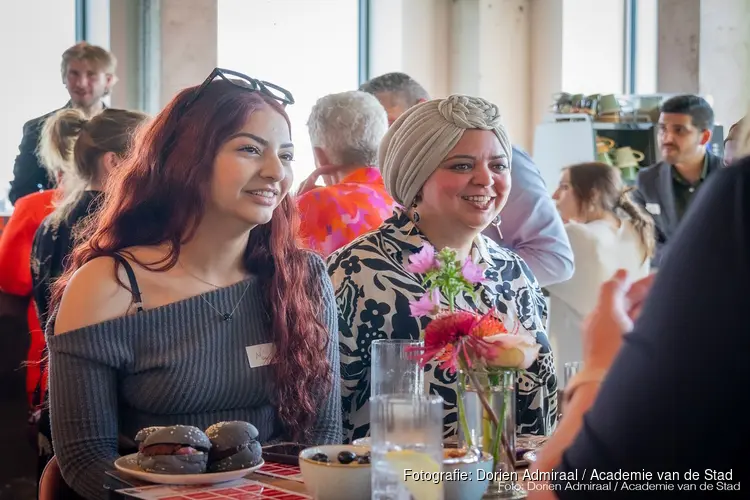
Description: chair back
39,456,82,500
39,456,63,500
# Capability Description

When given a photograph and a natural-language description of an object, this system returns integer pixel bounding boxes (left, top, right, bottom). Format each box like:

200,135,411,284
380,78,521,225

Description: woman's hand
582,270,655,372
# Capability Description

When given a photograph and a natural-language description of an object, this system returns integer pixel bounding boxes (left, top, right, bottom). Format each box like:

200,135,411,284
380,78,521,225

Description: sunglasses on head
183,68,295,110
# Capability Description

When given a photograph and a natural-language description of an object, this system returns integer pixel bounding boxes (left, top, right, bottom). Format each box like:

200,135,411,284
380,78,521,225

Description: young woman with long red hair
47,70,341,500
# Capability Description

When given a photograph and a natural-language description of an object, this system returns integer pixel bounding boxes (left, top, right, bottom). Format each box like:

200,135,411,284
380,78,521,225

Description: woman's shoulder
564,220,601,238
326,222,391,269
479,235,543,288
480,234,520,261
563,221,605,251
53,255,138,335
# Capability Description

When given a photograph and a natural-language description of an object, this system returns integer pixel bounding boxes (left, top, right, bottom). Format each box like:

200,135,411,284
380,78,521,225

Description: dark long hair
566,162,655,263
51,80,332,441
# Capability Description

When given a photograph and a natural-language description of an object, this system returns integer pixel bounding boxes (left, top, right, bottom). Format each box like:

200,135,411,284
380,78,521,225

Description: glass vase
457,368,526,499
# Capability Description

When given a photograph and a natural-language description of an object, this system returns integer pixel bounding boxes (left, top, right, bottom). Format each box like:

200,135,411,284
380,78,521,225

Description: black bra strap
112,253,144,312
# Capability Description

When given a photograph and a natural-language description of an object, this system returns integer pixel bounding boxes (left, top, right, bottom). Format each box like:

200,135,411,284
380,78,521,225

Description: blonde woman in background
32,108,149,330
547,163,654,376
30,107,148,479
0,115,75,419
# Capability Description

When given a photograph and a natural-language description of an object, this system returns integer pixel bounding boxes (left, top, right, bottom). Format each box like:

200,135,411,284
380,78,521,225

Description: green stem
490,378,510,472
456,359,473,448
462,364,516,471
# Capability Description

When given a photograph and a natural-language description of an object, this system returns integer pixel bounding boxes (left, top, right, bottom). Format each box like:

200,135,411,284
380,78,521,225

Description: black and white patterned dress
327,209,557,443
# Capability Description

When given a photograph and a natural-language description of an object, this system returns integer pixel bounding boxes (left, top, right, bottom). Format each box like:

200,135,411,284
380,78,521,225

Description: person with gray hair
359,72,430,125
328,94,557,443
297,91,396,256
361,72,574,288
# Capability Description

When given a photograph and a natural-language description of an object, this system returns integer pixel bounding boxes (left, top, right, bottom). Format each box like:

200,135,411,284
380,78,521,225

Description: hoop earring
411,201,421,223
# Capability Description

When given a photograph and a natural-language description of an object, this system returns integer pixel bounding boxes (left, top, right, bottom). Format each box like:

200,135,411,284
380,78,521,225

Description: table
250,472,306,493
108,459,532,498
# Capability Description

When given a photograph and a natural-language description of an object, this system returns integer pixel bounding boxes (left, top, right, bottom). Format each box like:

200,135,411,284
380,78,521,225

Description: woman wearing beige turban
327,94,557,443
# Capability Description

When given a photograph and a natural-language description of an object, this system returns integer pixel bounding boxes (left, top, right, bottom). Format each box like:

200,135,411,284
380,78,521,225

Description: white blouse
546,219,650,376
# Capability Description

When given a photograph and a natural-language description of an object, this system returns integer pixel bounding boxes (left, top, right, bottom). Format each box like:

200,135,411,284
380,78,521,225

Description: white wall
699,0,750,127
369,0,451,99
657,0,700,93
160,0,217,106
530,0,563,133
477,0,532,149
371,0,534,149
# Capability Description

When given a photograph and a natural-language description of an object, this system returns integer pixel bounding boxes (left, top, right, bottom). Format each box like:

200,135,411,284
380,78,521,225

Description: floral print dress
326,209,557,443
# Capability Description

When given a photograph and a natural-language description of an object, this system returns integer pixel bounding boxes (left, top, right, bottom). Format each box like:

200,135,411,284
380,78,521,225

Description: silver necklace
179,260,252,322
198,282,252,322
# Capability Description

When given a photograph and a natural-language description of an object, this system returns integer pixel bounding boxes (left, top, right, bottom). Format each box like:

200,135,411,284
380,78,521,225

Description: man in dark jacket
630,94,721,267
8,42,116,204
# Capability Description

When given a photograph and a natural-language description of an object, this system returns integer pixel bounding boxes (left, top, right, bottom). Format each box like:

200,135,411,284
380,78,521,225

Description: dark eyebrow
228,132,293,149
442,153,508,162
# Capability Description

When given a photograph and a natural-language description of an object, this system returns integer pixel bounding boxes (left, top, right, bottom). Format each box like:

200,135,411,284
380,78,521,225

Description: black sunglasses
183,68,295,110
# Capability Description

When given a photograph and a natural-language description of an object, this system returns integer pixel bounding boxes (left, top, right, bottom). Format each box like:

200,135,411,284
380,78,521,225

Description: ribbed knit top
47,254,342,500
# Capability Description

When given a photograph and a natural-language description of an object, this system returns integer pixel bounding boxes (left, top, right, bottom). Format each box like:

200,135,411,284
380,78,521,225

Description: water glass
371,339,424,397
563,361,583,388
371,394,444,500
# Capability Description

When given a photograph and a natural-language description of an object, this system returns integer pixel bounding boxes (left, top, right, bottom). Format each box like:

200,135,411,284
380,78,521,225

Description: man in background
630,95,721,266
360,72,574,287
9,42,116,204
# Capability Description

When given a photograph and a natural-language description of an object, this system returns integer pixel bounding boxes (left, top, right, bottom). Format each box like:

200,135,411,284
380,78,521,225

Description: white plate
114,453,264,485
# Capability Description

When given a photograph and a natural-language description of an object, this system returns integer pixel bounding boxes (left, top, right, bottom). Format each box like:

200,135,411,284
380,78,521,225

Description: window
634,0,658,94
217,0,360,190
561,0,626,95
0,1,77,204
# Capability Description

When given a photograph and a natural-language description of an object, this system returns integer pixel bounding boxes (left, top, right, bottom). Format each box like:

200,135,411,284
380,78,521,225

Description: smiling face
208,106,294,226
417,129,511,233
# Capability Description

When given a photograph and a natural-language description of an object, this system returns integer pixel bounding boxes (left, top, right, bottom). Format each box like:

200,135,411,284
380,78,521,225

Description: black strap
111,253,144,312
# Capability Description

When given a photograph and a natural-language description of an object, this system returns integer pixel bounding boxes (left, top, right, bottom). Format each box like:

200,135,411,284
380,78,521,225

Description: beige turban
378,94,513,208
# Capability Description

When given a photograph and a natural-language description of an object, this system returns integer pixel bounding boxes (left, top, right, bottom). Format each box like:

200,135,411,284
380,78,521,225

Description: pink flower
482,333,541,370
461,258,487,284
409,288,443,317
406,243,438,274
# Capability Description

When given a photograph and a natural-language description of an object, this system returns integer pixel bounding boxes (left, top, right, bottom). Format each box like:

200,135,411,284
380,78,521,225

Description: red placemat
116,478,310,499
254,463,303,483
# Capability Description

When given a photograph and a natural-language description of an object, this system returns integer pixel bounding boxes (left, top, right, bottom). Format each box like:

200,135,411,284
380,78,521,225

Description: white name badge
245,343,277,368
645,203,661,215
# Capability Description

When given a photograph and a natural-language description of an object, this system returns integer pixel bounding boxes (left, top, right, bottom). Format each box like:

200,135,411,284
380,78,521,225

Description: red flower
409,310,505,374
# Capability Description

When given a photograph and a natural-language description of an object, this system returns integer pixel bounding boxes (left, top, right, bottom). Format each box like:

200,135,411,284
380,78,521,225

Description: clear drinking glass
371,394,444,500
563,361,584,388
370,339,424,397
